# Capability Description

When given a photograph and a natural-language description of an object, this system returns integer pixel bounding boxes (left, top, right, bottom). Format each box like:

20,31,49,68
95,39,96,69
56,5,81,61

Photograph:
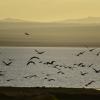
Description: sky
0,0,100,22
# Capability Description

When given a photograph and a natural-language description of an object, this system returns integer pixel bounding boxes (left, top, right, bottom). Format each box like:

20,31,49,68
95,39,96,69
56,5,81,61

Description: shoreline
0,45,100,48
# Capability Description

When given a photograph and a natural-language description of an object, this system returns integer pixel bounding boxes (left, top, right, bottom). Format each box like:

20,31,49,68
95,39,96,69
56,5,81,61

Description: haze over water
0,22,100,47
0,0,100,47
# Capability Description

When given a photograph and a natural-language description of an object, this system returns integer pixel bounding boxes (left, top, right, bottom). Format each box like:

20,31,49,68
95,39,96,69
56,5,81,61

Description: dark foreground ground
0,87,100,100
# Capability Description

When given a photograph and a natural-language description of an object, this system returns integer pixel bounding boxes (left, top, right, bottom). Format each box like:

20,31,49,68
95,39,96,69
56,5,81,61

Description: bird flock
0,47,100,88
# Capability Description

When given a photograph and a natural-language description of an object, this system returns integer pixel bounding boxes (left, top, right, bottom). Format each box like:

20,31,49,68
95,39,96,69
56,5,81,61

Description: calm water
0,47,100,88
0,23,100,46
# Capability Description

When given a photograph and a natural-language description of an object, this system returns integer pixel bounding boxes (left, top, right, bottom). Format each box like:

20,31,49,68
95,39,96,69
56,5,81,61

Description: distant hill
0,18,30,23
61,17,100,24
1,17,100,25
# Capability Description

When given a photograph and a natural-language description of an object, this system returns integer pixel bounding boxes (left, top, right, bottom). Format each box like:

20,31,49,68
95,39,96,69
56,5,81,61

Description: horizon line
0,16,100,23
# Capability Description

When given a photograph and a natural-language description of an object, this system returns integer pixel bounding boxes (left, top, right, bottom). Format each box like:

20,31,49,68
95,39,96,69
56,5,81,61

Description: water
0,46,100,88
0,23,100,46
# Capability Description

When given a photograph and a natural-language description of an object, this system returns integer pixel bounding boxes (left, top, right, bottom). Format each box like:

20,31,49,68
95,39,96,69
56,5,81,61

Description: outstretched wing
34,49,45,54
2,61,12,66
27,61,35,66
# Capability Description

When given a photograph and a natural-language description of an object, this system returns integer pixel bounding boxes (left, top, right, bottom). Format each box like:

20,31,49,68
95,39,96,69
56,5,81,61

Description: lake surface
0,23,100,46
0,47,100,88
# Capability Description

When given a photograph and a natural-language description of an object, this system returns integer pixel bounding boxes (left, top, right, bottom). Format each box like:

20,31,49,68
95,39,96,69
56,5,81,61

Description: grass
0,87,100,100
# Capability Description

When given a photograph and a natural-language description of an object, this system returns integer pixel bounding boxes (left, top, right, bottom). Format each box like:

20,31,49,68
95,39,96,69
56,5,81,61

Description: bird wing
27,61,35,65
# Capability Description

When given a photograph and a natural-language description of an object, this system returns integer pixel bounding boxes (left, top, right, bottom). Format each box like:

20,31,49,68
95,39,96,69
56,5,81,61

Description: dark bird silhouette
80,71,88,76
78,63,84,66
85,81,95,87
2,61,12,66
27,61,35,66
59,65,63,68
0,73,4,76
29,56,40,61
89,48,96,52
88,64,93,67
81,64,86,67
24,32,30,36
76,51,85,56
96,52,100,56
57,71,64,74
73,64,77,66
44,77,48,80
48,79,55,81
34,49,45,54
6,79,14,82
44,61,56,65
0,71,5,76
0,71,4,73
78,63,85,67
92,68,100,73
24,75,38,79
67,66,73,69
0,70,4,76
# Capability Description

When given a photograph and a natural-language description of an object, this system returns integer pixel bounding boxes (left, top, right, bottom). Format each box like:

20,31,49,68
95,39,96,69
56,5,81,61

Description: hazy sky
0,0,100,22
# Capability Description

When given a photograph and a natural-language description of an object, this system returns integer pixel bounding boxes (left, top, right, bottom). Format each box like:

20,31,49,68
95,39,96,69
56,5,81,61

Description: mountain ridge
1,17,100,24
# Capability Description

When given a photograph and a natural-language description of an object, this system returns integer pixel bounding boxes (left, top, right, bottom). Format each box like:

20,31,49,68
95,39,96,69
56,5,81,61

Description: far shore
0,41,100,47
